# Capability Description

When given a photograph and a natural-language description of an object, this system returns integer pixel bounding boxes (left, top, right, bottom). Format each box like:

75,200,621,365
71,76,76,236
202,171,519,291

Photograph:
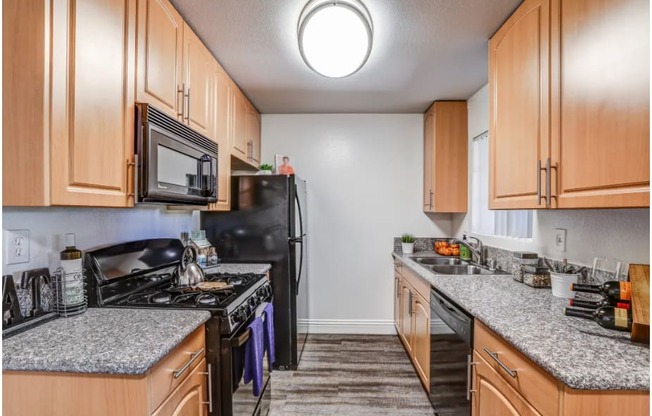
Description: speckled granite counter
3,308,211,375
205,263,271,275
393,251,650,391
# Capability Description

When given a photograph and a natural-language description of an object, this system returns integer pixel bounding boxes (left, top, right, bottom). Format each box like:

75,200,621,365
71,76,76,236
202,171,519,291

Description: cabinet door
394,271,401,331
411,292,430,390
208,64,231,211
489,0,550,209
551,0,649,208
136,0,183,120
472,353,542,416
182,23,212,139
423,109,434,212
50,0,136,207
249,108,261,165
232,89,249,160
151,358,208,416
399,284,413,353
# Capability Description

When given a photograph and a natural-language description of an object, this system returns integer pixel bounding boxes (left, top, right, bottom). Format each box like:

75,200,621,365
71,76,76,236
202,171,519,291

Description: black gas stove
85,238,273,416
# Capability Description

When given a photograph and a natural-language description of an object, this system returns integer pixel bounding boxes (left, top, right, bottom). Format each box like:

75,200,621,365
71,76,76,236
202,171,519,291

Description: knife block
629,264,649,344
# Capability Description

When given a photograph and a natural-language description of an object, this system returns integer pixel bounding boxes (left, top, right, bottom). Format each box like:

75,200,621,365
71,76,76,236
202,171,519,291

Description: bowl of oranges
434,239,460,257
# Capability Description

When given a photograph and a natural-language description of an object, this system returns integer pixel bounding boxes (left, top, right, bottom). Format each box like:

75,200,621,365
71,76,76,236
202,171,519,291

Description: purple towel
262,302,275,368
243,317,264,396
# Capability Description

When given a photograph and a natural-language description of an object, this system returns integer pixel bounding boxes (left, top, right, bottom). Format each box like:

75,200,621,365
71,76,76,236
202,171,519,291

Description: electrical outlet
4,230,30,265
554,228,567,252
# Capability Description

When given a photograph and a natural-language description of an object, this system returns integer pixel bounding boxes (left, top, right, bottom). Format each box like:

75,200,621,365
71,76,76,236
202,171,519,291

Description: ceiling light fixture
298,0,373,78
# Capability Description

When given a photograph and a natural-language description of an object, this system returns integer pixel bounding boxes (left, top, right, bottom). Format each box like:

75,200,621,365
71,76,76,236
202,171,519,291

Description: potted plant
258,163,273,175
401,234,416,254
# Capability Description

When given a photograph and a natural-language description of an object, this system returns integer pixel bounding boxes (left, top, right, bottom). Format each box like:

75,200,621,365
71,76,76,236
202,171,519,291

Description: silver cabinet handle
185,88,191,123
537,159,543,205
483,347,517,378
408,291,413,316
177,84,185,119
127,155,139,201
200,363,213,412
466,354,479,400
545,157,558,208
173,347,205,379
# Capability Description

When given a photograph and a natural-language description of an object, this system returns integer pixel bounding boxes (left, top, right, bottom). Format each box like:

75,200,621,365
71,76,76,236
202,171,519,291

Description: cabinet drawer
400,263,431,302
151,357,207,416
149,326,206,412
474,321,559,416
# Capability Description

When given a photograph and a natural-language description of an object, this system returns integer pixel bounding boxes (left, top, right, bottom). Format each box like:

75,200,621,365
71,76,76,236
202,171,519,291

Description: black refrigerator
201,174,308,370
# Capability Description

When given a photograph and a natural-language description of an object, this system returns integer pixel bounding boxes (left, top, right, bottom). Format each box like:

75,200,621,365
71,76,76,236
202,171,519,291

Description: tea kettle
175,245,204,287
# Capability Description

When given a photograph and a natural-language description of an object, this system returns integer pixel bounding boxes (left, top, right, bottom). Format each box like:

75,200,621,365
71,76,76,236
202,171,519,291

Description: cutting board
629,264,649,344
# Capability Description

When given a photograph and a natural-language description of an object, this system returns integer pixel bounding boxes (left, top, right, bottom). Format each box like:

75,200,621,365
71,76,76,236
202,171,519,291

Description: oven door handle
227,328,251,347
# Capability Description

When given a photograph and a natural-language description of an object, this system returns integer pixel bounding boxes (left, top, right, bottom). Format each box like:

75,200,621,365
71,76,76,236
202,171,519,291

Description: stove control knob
248,297,257,309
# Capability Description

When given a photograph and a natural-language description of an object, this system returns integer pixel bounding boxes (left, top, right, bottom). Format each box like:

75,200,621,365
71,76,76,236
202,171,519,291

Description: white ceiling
170,0,522,113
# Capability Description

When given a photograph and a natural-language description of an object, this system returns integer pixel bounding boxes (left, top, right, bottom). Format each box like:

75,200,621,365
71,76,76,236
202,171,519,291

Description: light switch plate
554,228,567,252
4,229,30,265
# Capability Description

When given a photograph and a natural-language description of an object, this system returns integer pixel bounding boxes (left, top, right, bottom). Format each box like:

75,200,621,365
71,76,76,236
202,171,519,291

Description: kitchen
1,0,650,415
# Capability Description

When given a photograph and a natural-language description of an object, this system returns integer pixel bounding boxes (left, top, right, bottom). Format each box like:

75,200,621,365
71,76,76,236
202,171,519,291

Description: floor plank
269,334,435,416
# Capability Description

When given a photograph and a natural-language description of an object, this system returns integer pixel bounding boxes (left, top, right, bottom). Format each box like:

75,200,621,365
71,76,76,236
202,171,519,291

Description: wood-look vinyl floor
269,334,435,416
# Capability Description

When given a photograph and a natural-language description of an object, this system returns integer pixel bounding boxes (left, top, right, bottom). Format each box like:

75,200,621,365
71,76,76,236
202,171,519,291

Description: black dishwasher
429,288,473,416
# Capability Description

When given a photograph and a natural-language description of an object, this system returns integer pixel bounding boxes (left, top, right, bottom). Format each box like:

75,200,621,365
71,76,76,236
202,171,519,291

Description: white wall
262,114,452,334
452,85,650,266
2,206,198,276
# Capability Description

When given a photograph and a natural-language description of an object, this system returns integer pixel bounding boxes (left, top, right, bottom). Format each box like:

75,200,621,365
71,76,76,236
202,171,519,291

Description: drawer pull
483,347,517,378
173,347,205,379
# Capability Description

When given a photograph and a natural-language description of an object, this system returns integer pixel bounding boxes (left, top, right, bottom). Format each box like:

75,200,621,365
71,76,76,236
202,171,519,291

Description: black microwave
135,103,218,205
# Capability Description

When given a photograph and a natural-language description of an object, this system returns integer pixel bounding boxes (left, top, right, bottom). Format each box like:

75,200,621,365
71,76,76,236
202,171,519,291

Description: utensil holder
551,272,579,298
51,267,87,317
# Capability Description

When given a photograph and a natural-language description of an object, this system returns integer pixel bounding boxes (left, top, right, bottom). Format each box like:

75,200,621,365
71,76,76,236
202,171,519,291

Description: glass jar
512,252,538,283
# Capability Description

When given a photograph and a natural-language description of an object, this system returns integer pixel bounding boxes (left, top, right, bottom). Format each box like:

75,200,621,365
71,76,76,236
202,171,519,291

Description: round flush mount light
298,0,373,78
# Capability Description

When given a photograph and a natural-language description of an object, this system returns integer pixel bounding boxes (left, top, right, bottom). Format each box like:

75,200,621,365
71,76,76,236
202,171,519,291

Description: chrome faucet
452,236,485,266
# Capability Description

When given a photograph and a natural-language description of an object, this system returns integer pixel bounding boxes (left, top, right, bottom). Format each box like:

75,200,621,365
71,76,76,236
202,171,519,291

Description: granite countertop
3,308,211,375
205,263,271,275
393,251,650,391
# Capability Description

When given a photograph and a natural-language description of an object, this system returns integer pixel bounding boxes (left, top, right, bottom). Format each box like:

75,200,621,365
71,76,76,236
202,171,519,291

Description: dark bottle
564,306,632,332
569,298,631,310
571,281,632,302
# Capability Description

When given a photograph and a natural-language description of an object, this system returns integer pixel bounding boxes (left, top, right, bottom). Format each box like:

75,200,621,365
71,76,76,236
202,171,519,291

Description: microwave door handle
198,154,213,197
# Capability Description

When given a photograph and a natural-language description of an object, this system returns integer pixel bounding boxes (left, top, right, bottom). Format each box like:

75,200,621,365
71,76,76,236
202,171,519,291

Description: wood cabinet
135,0,183,120
207,63,232,211
182,22,213,139
3,0,136,207
151,358,207,416
489,0,649,209
472,352,542,416
393,261,430,392
423,101,468,213
488,0,550,209
248,105,262,165
3,326,208,416
231,88,261,168
472,320,650,416
411,291,430,385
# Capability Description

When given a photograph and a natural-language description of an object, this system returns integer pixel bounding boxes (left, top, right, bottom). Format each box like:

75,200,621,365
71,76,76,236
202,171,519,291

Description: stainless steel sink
430,264,494,275
415,257,462,265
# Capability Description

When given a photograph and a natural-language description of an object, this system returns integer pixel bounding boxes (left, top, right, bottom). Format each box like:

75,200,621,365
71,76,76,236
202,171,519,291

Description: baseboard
298,318,450,335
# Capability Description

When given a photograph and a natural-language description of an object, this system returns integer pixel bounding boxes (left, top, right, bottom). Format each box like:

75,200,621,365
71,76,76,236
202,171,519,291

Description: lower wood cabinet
472,321,650,416
3,326,208,416
394,261,430,391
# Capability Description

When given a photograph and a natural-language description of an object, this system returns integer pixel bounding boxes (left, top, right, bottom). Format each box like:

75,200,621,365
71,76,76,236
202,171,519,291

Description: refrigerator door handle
294,185,305,293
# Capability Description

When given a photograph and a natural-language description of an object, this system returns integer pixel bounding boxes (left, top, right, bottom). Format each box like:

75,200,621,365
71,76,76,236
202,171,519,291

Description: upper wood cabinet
232,87,249,161
550,0,649,208
489,0,649,209
423,101,468,213
182,22,213,139
489,0,550,210
135,0,183,120
248,104,262,166
3,0,136,207
208,63,232,211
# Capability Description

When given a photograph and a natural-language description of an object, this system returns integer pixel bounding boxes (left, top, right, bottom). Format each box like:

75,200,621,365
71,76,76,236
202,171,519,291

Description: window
470,132,533,239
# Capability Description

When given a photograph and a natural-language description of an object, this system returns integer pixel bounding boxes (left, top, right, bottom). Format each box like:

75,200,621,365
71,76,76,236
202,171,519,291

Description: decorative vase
401,242,414,254
258,170,273,175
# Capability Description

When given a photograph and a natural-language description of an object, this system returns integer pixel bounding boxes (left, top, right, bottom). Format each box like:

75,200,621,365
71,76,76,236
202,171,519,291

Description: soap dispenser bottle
459,234,472,261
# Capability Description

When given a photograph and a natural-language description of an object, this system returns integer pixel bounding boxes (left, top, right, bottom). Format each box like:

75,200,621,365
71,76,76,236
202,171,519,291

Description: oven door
137,106,217,205
221,316,271,416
